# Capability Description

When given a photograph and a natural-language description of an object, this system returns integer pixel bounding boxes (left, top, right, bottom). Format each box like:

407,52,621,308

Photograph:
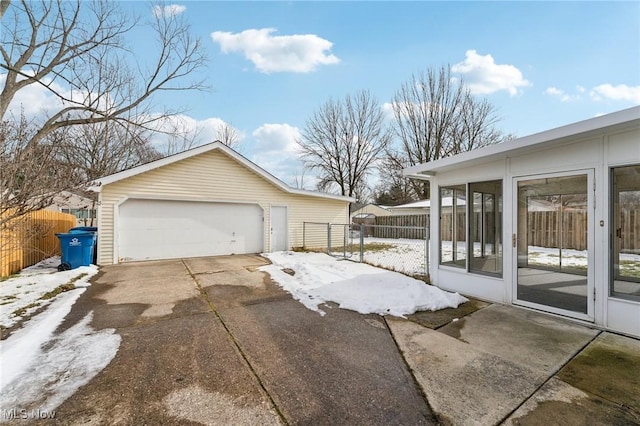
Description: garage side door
118,199,263,262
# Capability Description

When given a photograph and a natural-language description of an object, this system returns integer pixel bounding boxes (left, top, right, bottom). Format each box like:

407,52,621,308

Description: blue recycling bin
69,226,98,233
56,232,96,271
69,227,98,264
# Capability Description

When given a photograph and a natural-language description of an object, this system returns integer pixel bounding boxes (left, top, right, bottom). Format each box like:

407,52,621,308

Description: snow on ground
0,258,120,414
261,251,468,317
1,256,98,329
354,239,639,278
528,246,640,277
360,237,427,276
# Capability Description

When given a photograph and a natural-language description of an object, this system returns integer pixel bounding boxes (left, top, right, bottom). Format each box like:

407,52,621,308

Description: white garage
117,199,264,262
92,142,352,265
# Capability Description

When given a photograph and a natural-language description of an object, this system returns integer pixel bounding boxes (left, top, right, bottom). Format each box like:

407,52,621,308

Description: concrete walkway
33,255,640,425
392,300,640,425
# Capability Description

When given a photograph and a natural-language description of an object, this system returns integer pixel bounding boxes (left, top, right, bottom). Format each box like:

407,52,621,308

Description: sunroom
404,106,640,338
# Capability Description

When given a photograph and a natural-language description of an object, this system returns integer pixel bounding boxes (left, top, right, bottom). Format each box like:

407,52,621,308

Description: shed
349,204,391,221
385,199,430,216
92,142,353,265
404,106,640,338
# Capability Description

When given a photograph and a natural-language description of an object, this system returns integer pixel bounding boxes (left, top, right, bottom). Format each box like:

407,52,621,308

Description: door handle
512,234,517,248
616,228,622,238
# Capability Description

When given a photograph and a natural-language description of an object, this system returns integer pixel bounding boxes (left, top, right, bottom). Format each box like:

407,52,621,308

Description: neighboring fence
374,214,429,239
527,211,588,251
302,222,429,279
619,209,640,253
440,209,640,252
0,210,76,277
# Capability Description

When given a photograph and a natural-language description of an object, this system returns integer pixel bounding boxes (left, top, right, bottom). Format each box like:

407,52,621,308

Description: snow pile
1,256,98,329
0,257,120,413
261,252,467,317
0,288,120,411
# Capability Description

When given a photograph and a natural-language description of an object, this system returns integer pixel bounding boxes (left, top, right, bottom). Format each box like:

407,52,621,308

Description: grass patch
353,243,396,252
12,302,40,317
295,243,396,254
39,273,88,301
0,273,20,282
40,283,76,300
0,295,18,306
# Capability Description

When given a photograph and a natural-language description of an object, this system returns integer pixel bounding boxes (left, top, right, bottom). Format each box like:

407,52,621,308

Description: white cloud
544,87,563,97
153,4,186,17
545,83,640,104
211,28,340,73
452,50,530,96
252,123,301,154
544,87,580,102
146,114,245,153
0,73,108,120
589,84,640,103
251,123,309,187
382,100,443,122
382,102,396,121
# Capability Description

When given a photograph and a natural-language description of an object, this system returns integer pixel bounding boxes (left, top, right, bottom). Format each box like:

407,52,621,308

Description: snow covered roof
389,199,430,209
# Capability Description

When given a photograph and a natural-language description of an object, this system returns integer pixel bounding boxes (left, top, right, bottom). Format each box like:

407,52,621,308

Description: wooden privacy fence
527,211,587,250
618,209,639,253
440,209,639,251
373,214,429,239
0,209,77,277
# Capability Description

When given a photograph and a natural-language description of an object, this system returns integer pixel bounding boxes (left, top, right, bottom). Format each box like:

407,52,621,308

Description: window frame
439,179,503,277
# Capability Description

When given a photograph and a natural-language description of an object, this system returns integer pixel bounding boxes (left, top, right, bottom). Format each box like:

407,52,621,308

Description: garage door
117,199,263,262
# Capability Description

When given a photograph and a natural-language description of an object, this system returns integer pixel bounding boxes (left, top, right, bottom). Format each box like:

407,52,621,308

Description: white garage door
118,199,263,262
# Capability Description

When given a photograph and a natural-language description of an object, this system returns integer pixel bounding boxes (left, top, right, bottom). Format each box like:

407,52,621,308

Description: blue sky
8,1,640,189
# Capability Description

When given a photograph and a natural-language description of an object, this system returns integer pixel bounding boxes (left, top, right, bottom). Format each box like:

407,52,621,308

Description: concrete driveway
43,255,640,425
50,255,436,425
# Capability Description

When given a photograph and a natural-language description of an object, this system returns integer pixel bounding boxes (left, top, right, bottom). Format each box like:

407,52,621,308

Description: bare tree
1,113,79,225
0,0,208,221
154,118,241,156
291,168,308,190
216,121,240,149
373,156,415,205
386,66,505,199
298,90,391,199
56,119,161,184
155,115,204,156
0,1,9,19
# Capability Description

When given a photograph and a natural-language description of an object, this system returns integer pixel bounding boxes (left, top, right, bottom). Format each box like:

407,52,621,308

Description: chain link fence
301,222,430,280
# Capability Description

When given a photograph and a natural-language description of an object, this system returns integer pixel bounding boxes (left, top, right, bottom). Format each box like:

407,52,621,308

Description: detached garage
92,142,353,265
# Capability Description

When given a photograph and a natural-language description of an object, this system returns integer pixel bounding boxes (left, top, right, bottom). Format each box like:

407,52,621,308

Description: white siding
428,126,640,337
98,149,348,265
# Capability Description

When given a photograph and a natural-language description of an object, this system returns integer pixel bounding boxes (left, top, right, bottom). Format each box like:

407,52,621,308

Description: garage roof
403,106,640,179
92,141,355,202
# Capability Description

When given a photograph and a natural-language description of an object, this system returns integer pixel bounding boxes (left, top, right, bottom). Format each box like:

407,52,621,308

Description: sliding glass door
514,170,594,320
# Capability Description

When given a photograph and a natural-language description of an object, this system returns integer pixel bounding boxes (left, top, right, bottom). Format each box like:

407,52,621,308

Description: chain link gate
302,222,430,280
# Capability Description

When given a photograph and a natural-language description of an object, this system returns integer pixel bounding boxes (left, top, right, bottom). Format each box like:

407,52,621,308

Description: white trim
404,106,640,177
113,201,120,265
113,194,265,205
511,168,596,322
91,141,355,203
